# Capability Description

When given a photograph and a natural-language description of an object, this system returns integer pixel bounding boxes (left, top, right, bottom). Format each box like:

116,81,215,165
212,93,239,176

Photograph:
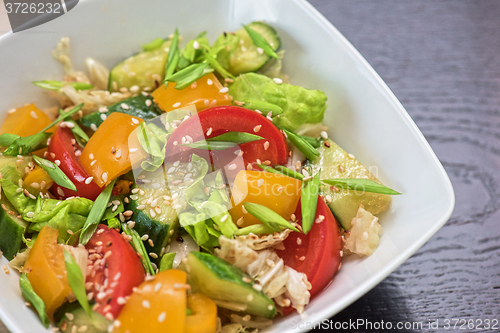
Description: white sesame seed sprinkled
204,99,210,107
172,204,182,210
241,205,248,215
348,153,355,159
273,77,283,84
130,85,140,93
172,102,181,108
220,214,228,222
141,234,149,241
57,187,64,196
253,125,262,133
54,160,61,166
207,79,213,85
26,212,35,218
100,114,107,121
246,163,252,170
193,40,200,49
132,118,139,125
219,87,229,93
228,164,237,171
121,103,130,110
142,300,150,309
89,153,94,160
236,217,244,226
256,47,264,54
102,172,108,182
8,108,15,114
264,141,270,150
115,149,122,158
90,160,96,166
252,284,262,291
206,127,213,136
145,99,152,107
297,238,302,245
30,111,38,119
191,82,198,89
129,148,138,153
90,123,97,131
268,304,274,311
158,311,166,323
85,177,93,184
320,131,328,139
149,252,158,259
99,106,108,113
137,204,146,210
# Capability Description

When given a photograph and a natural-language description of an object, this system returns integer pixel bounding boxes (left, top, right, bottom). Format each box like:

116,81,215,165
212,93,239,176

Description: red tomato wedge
85,225,145,320
47,127,103,200
165,106,288,171
276,197,343,313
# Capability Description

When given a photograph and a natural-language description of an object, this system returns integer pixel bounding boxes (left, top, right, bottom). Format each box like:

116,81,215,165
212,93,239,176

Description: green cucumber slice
108,40,171,92
78,94,162,130
214,22,281,76
184,252,276,319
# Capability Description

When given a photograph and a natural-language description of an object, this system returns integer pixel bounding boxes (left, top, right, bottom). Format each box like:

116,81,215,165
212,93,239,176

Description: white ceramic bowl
0,0,455,332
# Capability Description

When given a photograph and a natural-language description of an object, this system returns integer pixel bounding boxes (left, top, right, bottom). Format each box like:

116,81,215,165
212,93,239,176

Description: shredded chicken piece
234,229,292,251
216,235,311,313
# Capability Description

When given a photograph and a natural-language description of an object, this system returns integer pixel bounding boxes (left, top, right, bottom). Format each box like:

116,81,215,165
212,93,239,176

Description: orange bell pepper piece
185,293,218,333
113,269,187,333
229,170,302,227
24,226,71,316
23,165,54,193
151,73,231,112
0,104,54,137
80,113,144,187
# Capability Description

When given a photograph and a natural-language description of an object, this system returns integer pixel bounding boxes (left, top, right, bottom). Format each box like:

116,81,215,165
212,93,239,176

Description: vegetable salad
0,22,400,333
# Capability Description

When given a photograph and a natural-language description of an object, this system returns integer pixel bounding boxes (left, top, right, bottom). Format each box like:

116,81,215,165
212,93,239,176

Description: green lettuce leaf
228,73,327,130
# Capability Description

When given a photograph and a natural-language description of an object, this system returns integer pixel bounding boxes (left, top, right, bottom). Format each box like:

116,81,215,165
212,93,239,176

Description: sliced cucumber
108,40,171,92
184,252,276,319
78,94,162,129
214,22,281,76
55,303,111,333
308,139,392,230
0,195,28,260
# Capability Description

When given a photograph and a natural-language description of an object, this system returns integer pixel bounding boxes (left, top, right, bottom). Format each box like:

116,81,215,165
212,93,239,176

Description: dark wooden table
1,0,499,332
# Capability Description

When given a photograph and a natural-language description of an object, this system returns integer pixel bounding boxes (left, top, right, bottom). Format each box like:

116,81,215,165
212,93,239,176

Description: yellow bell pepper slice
113,269,187,333
0,104,54,137
151,73,231,112
80,113,144,187
23,165,53,193
185,293,217,333
24,226,71,316
229,170,302,227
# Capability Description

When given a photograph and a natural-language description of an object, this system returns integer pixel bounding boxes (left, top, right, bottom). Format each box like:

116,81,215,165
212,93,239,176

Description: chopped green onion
32,155,77,191
182,141,236,151
122,222,155,275
1,132,50,156
166,62,214,90
243,202,299,232
234,223,276,236
243,25,280,59
79,179,117,245
301,170,321,234
0,133,20,147
257,164,283,175
283,129,320,161
207,131,264,144
299,135,320,148
273,165,304,181
203,51,235,79
63,250,92,315
41,103,84,133
33,80,93,91
322,178,402,195
165,29,180,78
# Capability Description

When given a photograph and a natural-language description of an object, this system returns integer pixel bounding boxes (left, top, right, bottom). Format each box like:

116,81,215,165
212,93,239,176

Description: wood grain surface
1,0,499,332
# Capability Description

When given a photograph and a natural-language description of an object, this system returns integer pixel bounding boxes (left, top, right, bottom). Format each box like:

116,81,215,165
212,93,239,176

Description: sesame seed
148,238,154,247
172,204,182,210
348,153,355,158
228,164,237,171
130,85,140,93
264,141,270,150
115,149,122,158
273,78,283,84
90,124,97,131
257,179,264,187
158,312,166,323
219,87,229,93
89,153,94,160
193,40,200,49
242,277,251,283
256,47,264,54
117,297,126,305
241,205,248,214
206,127,213,136
246,163,253,170
338,165,345,172
204,99,210,107
121,103,129,110
30,111,38,119
102,172,108,183
90,160,96,166
220,214,228,222
141,234,149,241
252,284,262,291
320,131,328,139
8,108,15,114
142,300,150,308
145,99,152,107
65,312,75,321
190,82,198,89
26,212,35,218
149,252,158,259
207,79,213,85
172,102,181,108
268,304,274,311
253,125,262,133
99,107,108,113
105,313,114,321
129,148,138,153
132,118,139,125
100,114,107,121
297,238,302,245
236,217,244,226
75,150,81,157
57,187,65,196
